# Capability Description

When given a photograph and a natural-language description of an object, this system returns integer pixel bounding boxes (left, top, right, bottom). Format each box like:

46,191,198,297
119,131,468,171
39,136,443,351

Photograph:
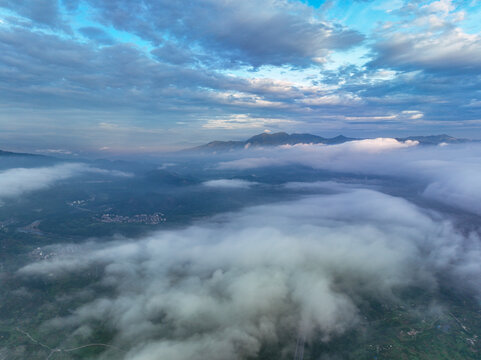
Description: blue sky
0,0,480,154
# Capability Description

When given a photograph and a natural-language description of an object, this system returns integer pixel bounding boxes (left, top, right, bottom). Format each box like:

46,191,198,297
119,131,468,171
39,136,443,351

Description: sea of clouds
218,139,481,216
5,139,481,359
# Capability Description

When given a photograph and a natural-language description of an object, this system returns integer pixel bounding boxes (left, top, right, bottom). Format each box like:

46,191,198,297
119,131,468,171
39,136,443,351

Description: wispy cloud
202,114,300,130
202,179,258,188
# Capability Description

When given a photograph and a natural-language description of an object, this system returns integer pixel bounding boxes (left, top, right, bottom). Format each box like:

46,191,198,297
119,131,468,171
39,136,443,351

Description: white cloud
216,141,481,216
35,149,73,155
218,138,418,169
422,0,455,15
372,2,481,72
203,179,258,189
202,114,300,130
299,93,362,106
342,138,419,152
401,110,424,120
20,188,481,359
0,163,87,200
0,163,133,200
344,110,423,122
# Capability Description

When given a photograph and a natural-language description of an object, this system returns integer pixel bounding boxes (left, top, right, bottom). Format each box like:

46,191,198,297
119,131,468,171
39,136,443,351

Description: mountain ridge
0,149,45,157
189,132,472,153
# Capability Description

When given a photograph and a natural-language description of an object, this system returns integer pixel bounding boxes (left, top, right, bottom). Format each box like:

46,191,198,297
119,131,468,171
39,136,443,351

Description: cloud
216,141,481,216
336,137,419,152
19,187,481,359
368,0,481,74
422,162,481,215
0,163,87,200
317,1,481,131
202,115,300,130
80,0,363,68
299,93,362,106
35,148,73,155
0,0,480,150
370,28,481,73
0,163,133,200
283,180,378,192
218,138,418,169
1,0,480,146
203,179,258,189
341,110,424,123
0,27,243,111
86,167,134,178
0,0,65,29
151,42,196,65
78,26,115,45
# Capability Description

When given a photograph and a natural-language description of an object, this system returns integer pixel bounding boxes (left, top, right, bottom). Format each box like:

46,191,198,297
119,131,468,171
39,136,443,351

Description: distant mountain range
395,134,469,145
191,132,472,152
0,149,44,157
192,132,356,152
0,133,474,158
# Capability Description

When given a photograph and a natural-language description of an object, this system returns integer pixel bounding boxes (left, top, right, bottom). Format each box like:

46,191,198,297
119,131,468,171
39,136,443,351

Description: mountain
0,149,43,157
192,132,357,152
0,149,62,170
189,132,474,153
396,134,470,145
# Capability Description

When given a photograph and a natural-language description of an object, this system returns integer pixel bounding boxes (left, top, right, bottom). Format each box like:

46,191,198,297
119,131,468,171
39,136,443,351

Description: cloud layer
1,0,481,151
218,140,481,215
20,185,481,359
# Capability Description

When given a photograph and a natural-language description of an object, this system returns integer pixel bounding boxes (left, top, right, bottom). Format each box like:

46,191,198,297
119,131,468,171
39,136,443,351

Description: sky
0,0,481,154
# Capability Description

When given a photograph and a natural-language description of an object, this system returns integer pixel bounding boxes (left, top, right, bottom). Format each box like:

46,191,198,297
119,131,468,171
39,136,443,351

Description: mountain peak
190,132,358,152
246,132,291,145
